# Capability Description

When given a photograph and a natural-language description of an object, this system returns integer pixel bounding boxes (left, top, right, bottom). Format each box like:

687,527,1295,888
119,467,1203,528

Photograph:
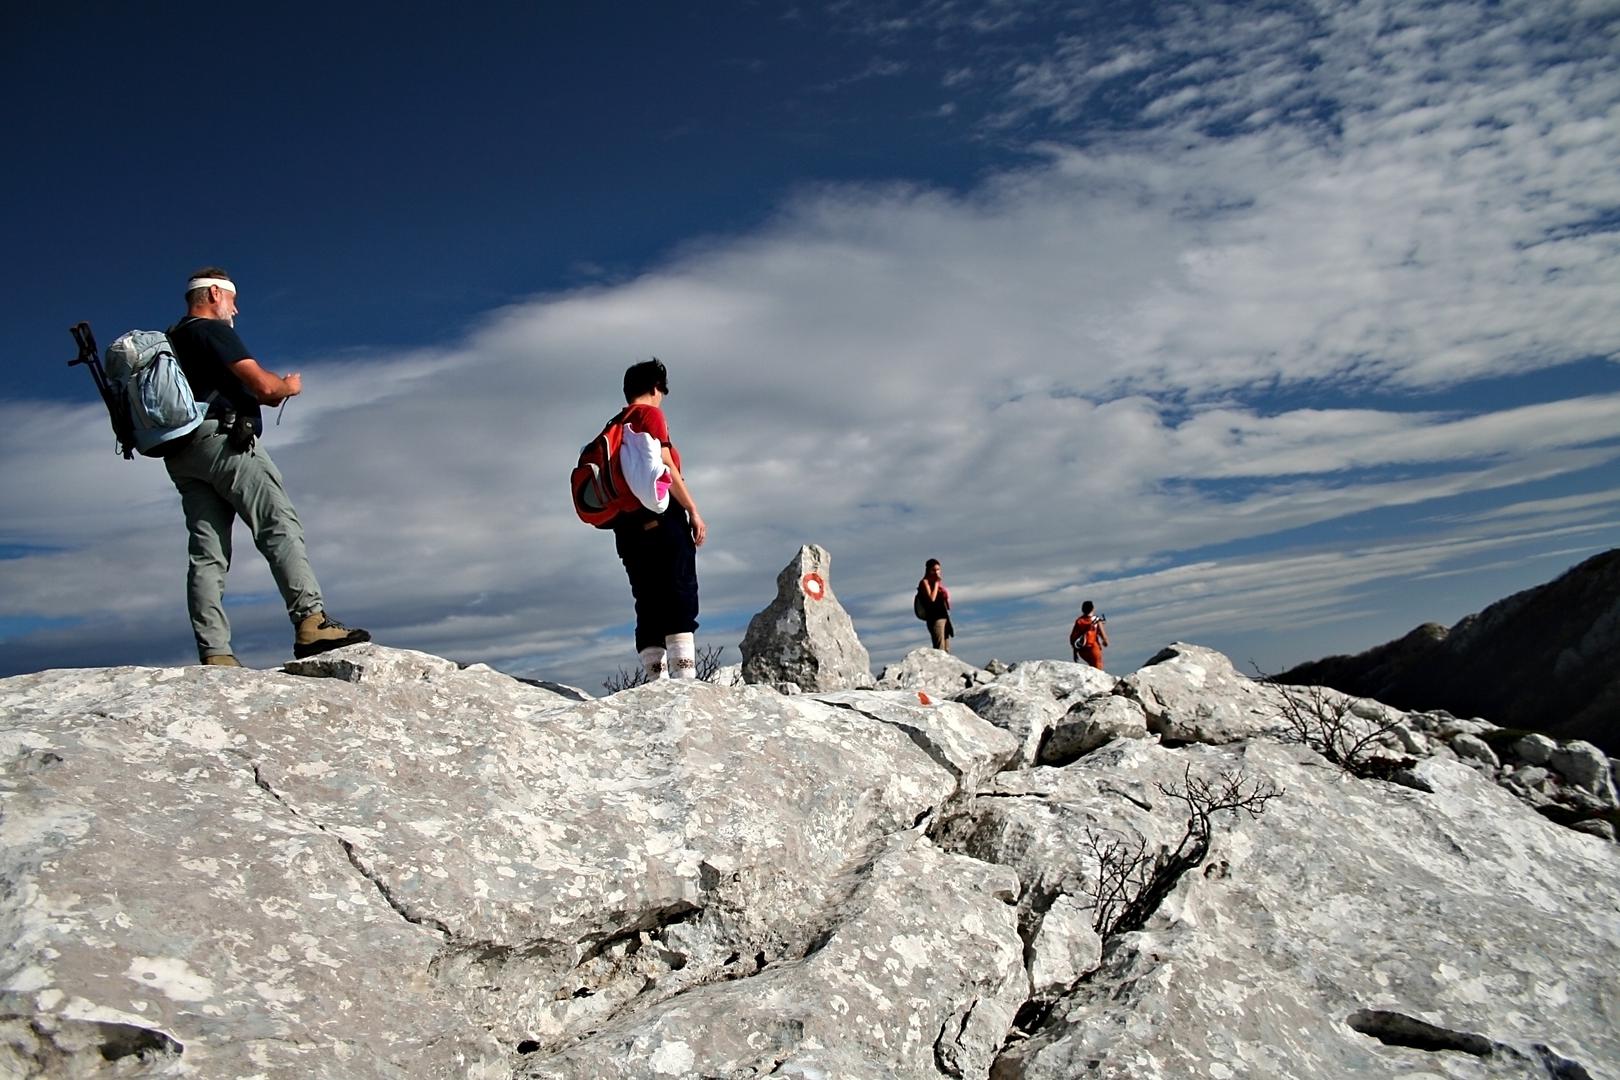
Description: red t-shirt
621,403,680,472
1071,615,1102,650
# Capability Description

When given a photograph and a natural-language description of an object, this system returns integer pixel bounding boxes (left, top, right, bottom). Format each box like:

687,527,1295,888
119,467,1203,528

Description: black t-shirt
167,317,262,430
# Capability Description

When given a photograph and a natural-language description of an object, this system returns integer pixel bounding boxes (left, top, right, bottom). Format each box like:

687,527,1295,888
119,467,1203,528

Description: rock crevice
249,759,456,939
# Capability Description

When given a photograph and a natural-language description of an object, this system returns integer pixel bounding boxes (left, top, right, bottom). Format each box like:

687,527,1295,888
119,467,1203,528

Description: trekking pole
67,322,101,380
67,321,134,459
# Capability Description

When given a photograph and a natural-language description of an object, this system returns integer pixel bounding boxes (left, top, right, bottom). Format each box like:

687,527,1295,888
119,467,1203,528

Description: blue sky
3,0,1618,690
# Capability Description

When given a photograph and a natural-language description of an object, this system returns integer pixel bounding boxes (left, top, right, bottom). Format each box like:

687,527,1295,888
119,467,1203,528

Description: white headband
187,277,237,294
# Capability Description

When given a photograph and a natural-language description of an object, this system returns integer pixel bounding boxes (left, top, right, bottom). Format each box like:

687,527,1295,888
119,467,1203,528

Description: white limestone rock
1450,732,1500,769
993,659,1116,707
515,676,594,701
878,646,993,698
953,683,1065,766
515,832,1027,1080
1574,819,1618,841
740,544,874,691
0,657,510,1078
1348,697,1404,726
1388,722,1431,756
1120,642,1288,744
1511,732,1557,766
952,661,1120,766
285,643,463,683
936,743,1189,946
708,663,744,687
813,689,1023,797
0,648,973,1076
1028,895,1104,998
1510,765,1554,791
1549,740,1618,805
1435,716,1497,740
958,740,1620,1079
1040,694,1152,765
7,638,1616,1080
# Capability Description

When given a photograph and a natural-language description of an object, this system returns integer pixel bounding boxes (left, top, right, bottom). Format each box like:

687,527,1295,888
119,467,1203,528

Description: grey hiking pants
164,420,324,658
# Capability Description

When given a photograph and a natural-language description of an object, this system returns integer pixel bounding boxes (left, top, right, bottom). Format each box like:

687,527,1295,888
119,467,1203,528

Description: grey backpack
103,330,206,456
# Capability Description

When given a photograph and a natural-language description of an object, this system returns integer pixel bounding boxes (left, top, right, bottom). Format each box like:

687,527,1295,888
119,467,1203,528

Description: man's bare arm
229,359,303,405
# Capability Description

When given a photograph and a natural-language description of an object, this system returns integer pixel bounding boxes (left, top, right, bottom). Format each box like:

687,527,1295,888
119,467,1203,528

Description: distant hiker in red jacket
1070,601,1109,670
917,558,953,652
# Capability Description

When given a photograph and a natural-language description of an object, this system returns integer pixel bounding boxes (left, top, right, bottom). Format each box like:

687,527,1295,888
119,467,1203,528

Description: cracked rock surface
1,647,956,1076
516,830,1026,1079
3,641,1617,1078
0,658,503,1078
975,741,1619,1078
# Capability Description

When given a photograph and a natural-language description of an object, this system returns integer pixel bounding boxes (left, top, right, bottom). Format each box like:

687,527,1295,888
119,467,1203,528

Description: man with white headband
161,265,370,665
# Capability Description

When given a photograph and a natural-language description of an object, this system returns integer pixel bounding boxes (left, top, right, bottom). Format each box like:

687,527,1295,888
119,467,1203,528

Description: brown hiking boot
293,611,371,658
202,654,242,667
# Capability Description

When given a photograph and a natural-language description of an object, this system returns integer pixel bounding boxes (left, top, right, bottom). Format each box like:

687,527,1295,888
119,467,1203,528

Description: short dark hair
623,358,669,402
185,265,232,307
1082,600,1095,615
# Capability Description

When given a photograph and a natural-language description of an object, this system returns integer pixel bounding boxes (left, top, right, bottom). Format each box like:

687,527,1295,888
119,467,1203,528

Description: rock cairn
739,544,874,692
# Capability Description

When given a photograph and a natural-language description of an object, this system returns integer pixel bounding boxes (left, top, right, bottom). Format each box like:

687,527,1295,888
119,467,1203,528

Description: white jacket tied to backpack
617,422,671,513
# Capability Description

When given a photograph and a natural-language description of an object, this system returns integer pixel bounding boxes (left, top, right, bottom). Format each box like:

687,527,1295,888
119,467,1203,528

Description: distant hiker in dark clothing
917,558,953,652
612,358,707,680
1070,600,1109,670
164,267,369,666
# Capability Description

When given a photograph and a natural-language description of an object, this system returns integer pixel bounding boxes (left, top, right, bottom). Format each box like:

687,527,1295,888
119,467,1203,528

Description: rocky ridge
2,631,1616,1078
1278,547,1620,755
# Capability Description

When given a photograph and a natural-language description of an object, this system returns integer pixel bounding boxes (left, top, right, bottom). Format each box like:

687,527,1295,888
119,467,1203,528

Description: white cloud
1442,489,1620,525
817,57,909,92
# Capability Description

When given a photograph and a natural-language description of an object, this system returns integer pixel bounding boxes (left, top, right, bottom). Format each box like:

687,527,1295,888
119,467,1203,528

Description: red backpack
570,410,641,528
1077,615,1102,649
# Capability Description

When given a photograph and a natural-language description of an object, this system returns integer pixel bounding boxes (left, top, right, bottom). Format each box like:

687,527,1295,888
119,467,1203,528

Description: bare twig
601,666,651,694
1253,664,1409,778
696,644,726,681
1082,764,1280,939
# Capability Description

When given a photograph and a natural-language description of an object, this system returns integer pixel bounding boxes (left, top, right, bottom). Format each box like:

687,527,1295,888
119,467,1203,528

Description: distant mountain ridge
1278,548,1620,754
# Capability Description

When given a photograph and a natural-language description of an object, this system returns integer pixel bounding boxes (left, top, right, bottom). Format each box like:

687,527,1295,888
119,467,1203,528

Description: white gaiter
639,646,669,681
666,632,697,680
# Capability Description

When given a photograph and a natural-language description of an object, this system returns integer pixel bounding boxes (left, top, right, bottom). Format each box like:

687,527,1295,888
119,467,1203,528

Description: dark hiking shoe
202,654,242,667
293,611,371,658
